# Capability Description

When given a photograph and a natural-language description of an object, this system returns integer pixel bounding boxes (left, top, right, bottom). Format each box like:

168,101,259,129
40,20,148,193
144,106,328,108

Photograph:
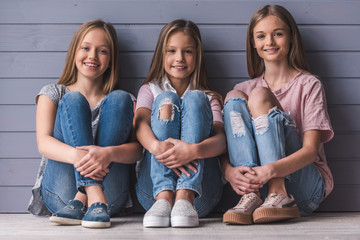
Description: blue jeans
136,91,223,217
41,90,134,216
223,97,325,216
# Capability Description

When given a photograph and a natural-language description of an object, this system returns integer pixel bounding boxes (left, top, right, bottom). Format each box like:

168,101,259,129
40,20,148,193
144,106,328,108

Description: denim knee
61,91,89,107
182,90,208,110
105,90,133,111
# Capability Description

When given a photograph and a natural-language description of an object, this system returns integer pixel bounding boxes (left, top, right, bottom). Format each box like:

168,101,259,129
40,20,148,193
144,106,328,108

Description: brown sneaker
223,193,263,225
253,193,300,224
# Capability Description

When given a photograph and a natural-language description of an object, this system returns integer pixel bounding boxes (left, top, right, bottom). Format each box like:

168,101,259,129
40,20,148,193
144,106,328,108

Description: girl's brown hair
144,19,222,104
247,5,310,78
58,19,120,94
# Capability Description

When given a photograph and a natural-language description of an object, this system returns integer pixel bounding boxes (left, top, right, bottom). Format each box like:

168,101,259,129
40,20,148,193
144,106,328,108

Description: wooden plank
0,159,39,186
1,0,359,24
1,25,359,52
323,78,360,105
318,185,360,212
0,105,36,132
328,105,360,132
327,160,360,185
0,132,39,159
0,78,57,105
324,133,360,159
0,187,32,213
2,52,360,79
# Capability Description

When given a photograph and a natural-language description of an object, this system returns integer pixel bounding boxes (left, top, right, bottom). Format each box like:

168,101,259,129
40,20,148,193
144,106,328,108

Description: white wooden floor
1,213,360,240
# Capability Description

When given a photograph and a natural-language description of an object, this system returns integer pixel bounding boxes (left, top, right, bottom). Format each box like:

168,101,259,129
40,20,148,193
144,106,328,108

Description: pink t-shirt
136,83,224,124
234,73,334,197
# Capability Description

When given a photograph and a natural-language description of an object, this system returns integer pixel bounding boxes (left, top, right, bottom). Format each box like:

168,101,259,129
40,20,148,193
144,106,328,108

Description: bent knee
225,89,248,103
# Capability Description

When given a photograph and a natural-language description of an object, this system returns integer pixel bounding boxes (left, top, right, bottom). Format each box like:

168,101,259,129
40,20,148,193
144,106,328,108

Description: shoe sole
81,220,111,228
223,212,253,225
50,216,82,225
253,206,300,224
143,216,170,228
171,216,199,228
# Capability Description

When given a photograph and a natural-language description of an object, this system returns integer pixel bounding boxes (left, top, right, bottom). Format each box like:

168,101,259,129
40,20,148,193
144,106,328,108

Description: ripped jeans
136,91,223,217
223,97,325,216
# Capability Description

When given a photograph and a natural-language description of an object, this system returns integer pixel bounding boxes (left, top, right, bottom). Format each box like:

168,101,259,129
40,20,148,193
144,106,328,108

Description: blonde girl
222,5,333,224
28,19,142,228
135,19,226,228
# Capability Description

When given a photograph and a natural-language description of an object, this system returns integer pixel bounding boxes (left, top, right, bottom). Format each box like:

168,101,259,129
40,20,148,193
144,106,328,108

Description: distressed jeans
136,91,223,217
41,90,134,215
223,97,325,215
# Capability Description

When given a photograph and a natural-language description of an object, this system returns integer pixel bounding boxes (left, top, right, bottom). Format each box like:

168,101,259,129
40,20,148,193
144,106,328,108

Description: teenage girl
222,5,334,224
28,19,142,228
135,19,226,228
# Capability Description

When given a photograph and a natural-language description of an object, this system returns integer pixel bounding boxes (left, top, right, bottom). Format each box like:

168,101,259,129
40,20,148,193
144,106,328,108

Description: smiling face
163,31,196,84
75,28,111,82
252,15,291,64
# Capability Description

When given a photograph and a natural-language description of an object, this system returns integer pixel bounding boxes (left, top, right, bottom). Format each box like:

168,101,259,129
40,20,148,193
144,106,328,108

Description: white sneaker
171,199,199,228
143,199,171,228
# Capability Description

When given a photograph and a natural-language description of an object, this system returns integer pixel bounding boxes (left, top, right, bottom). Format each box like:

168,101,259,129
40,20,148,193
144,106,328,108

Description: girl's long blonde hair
143,19,222,104
247,5,310,78
58,19,120,94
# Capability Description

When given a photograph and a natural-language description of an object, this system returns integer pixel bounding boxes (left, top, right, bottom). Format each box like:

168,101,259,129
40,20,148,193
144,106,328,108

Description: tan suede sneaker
223,193,263,225
253,193,300,223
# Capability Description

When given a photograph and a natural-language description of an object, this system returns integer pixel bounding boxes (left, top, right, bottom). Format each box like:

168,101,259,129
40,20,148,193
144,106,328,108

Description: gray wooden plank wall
1,0,359,213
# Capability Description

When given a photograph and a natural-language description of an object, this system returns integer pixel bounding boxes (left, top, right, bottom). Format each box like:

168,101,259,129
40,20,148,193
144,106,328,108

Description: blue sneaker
82,202,111,228
50,200,86,225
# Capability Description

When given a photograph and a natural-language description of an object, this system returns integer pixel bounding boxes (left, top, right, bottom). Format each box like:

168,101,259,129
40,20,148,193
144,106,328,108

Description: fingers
172,168,181,177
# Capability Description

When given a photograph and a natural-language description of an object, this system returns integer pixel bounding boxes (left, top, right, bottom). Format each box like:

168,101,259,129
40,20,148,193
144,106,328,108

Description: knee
182,90,208,111
105,90,133,110
61,91,88,106
247,87,273,111
154,91,181,120
225,89,248,103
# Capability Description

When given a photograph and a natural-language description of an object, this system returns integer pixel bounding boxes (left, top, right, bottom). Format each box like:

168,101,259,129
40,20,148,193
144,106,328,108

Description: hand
244,165,273,185
155,138,196,169
172,161,199,178
225,165,263,195
74,145,111,181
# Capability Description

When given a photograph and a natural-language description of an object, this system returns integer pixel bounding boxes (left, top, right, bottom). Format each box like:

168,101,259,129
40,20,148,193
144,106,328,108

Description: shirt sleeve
135,84,154,112
210,97,224,124
35,84,65,106
303,79,334,143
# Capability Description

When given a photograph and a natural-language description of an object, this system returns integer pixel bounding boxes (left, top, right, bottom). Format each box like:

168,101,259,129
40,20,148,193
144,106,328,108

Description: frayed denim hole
157,98,180,122
254,114,269,135
229,111,246,137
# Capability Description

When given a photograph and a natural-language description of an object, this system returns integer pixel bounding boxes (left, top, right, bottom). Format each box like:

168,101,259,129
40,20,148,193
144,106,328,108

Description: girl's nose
89,49,98,60
175,51,184,62
266,35,274,46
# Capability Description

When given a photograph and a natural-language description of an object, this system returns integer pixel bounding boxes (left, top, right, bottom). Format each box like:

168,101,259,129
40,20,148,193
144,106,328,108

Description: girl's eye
274,32,283,37
167,49,176,53
81,46,89,50
185,50,193,54
257,35,265,39
99,49,108,54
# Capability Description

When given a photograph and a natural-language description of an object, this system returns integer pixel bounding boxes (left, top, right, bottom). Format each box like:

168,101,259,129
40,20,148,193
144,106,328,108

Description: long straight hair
58,19,120,94
247,5,310,78
143,19,222,104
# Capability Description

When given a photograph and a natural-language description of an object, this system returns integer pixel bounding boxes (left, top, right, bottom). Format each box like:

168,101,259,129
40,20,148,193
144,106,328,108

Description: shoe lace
263,193,283,206
233,194,255,210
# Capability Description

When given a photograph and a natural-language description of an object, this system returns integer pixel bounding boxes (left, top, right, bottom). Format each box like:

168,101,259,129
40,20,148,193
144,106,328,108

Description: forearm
106,142,143,164
37,135,84,164
192,122,227,160
268,146,318,179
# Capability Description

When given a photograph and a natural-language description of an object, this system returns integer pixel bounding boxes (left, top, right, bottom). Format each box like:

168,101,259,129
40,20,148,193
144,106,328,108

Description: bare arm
247,130,321,184
36,94,86,164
